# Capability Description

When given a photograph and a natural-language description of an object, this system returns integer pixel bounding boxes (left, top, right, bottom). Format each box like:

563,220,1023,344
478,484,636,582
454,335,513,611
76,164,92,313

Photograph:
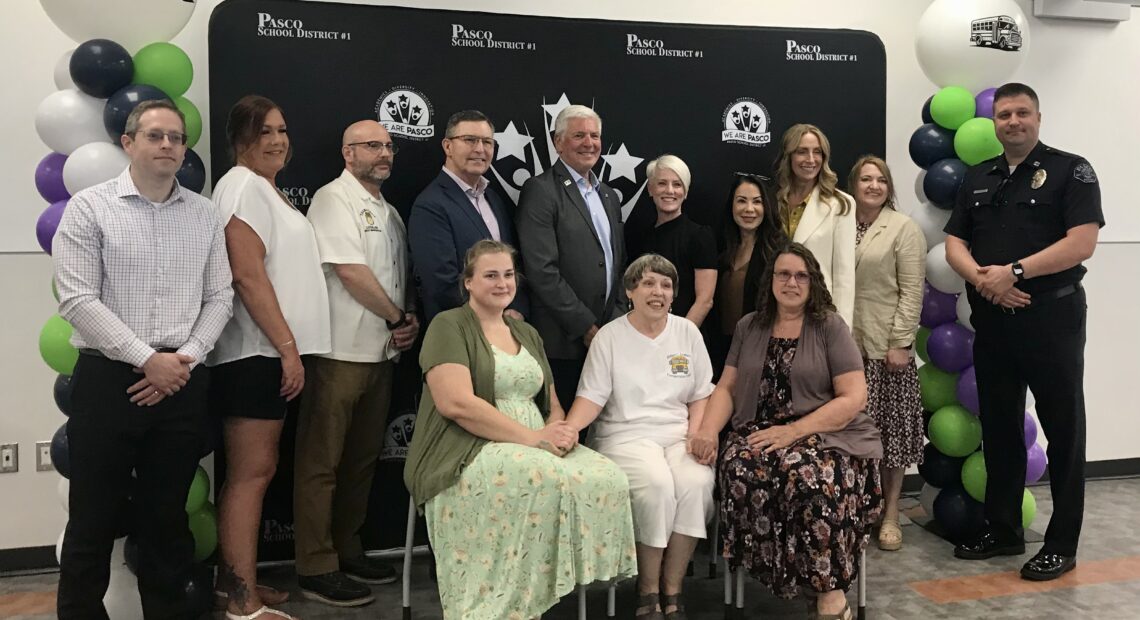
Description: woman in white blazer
774,124,856,326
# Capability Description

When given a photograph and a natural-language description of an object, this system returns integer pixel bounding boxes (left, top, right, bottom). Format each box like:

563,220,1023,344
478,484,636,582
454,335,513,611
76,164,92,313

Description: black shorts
209,356,288,420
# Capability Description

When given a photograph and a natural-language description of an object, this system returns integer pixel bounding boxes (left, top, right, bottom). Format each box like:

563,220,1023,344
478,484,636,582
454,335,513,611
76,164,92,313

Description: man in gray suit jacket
516,105,626,412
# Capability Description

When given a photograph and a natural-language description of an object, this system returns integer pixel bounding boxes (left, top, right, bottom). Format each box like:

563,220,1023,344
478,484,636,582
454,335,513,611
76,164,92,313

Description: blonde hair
847,155,897,210
774,123,850,216
646,154,691,196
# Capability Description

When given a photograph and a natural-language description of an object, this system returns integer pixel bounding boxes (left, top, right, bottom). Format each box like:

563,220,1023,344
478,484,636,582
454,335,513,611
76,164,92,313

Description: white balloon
56,527,66,564
957,291,974,331
54,49,76,90
909,201,951,255
40,0,196,53
926,241,966,294
58,477,70,513
63,142,129,195
914,0,1031,91
34,89,112,155
920,483,941,517
914,169,928,204
103,539,143,619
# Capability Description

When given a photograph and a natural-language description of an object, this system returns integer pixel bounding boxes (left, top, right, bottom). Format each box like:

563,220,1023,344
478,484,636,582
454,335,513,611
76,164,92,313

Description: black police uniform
944,141,1104,557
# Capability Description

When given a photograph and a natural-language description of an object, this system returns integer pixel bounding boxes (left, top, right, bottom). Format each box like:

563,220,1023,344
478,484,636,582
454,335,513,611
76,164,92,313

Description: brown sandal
817,601,853,620
635,592,664,619
878,519,903,551
661,593,687,620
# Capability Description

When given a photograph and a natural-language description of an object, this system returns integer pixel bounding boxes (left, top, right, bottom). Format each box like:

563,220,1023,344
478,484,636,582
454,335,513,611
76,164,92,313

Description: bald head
341,120,395,193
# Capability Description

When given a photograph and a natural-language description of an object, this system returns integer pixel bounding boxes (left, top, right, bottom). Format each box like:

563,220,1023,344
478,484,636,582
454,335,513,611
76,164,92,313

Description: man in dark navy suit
409,110,528,323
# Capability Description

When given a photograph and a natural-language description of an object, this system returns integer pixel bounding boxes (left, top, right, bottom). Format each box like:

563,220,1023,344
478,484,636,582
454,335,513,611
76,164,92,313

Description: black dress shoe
1020,551,1077,581
953,529,1025,560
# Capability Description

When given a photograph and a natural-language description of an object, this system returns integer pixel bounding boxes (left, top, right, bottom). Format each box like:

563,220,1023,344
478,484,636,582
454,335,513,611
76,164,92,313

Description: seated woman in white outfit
565,254,716,620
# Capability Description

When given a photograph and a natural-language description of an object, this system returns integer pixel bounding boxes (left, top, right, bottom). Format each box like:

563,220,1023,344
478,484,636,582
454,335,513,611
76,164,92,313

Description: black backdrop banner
208,0,885,559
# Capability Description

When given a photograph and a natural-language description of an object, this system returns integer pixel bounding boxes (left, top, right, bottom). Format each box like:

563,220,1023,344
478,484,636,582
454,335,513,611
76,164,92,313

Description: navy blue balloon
922,96,934,124
918,442,965,488
933,485,986,542
53,374,74,417
70,39,133,99
51,422,70,479
177,148,206,193
103,84,169,139
909,123,957,169
923,158,968,210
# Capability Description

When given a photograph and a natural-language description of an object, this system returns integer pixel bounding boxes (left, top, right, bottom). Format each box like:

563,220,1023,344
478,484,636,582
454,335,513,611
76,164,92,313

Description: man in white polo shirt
293,120,418,607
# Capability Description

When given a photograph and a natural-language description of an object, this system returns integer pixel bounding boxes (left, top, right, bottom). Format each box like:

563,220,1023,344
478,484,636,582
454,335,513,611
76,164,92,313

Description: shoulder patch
1073,162,1098,184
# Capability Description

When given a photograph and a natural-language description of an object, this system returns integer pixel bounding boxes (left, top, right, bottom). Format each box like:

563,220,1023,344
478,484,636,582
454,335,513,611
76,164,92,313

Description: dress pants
972,288,1087,556
293,357,394,576
58,353,207,619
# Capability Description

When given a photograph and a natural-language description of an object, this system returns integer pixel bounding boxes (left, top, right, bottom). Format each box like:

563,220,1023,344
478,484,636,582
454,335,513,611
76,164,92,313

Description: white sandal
224,606,296,620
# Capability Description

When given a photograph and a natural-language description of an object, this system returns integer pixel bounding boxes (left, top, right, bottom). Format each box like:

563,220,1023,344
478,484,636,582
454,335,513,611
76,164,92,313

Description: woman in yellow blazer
774,124,856,327
849,155,927,552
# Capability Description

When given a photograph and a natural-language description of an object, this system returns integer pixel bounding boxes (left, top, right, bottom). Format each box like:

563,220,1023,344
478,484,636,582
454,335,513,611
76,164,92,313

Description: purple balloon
957,366,979,416
927,322,975,373
921,284,959,328
35,152,70,204
1026,442,1048,484
1024,412,1038,448
975,88,997,119
36,200,68,254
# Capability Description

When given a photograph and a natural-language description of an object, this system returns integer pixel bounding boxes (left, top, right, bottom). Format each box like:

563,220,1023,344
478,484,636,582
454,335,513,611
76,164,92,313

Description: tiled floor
3,478,1139,619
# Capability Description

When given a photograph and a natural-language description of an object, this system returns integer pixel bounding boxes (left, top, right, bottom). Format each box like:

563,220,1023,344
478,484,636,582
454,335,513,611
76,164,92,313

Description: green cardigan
403,305,554,507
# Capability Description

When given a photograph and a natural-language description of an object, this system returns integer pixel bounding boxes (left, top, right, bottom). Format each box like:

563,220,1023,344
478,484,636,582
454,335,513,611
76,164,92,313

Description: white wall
2,0,1137,550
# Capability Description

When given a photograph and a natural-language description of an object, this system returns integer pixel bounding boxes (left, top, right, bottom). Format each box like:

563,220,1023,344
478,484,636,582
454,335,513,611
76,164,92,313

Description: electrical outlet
0,443,18,473
36,441,54,472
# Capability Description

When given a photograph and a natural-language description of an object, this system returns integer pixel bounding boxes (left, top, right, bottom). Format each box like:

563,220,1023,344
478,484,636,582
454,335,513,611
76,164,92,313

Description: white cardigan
792,186,856,327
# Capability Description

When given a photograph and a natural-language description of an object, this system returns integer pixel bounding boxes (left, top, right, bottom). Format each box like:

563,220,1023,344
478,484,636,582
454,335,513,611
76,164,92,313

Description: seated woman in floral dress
404,240,637,620
689,242,883,620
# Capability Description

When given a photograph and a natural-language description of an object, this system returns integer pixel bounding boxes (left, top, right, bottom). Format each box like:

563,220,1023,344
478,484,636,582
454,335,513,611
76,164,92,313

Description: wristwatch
386,310,408,330
1011,261,1025,282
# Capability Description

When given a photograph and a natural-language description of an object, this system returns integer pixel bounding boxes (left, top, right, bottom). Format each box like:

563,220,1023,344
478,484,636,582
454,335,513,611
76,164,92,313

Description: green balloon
174,96,202,149
185,466,209,514
930,86,976,131
918,363,958,412
916,326,932,364
52,277,60,302
929,405,982,457
132,42,193,98
39,314,78,375
1022,489,1037,529
961,451,987,502
954,117,1004,166
188,502,218,562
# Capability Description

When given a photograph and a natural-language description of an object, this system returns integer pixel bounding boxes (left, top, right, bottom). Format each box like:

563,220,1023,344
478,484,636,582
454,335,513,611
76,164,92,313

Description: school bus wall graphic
970,15,1023,51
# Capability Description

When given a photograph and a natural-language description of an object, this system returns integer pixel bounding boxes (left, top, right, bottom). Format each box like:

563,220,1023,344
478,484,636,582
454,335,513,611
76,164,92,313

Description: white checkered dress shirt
53,168,234,368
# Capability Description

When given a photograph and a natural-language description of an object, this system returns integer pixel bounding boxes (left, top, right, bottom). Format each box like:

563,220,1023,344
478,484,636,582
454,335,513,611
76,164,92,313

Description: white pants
598,438,715,548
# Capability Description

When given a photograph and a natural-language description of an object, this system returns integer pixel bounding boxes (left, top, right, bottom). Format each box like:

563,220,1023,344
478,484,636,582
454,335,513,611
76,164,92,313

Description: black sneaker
341,556,399,585
298,571,375,607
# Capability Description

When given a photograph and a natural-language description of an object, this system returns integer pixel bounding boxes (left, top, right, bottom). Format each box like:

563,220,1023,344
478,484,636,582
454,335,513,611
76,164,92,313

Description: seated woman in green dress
404,240,638,620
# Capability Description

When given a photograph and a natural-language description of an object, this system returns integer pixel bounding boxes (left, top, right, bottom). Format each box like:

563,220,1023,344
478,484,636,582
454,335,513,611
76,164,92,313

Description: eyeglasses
347,141,399,154
448,135,496,149
134,130,187,146
734,171,771,183
774,270,811,284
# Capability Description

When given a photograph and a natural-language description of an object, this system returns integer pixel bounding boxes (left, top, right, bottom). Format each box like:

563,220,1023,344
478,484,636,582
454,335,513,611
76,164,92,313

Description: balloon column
39,4,212,615
911,0,1043,542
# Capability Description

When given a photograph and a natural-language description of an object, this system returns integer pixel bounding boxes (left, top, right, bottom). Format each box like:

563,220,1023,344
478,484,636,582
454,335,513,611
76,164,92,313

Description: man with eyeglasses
53,99,233,617
944,82,1104,581
294,120,418,606
409,109,528,323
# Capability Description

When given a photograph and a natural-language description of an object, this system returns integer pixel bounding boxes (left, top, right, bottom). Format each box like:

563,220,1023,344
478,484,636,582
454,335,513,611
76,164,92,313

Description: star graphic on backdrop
494,122,534,162
602,143,644,183
540,93,572,132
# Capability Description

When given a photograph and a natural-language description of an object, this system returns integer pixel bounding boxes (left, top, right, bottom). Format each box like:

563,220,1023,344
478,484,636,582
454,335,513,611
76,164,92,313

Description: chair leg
708,514,719,579
578,585,587,620
607,580,616,618
723,560,733,618
734,567,744,610
857,548,867,620
403,497,416,620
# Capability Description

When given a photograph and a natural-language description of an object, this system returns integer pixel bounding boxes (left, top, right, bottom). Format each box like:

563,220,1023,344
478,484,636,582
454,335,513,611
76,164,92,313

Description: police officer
944,82,1103,581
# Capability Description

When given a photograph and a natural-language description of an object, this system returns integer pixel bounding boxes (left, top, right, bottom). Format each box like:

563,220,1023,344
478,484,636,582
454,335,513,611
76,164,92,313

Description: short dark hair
123,99,183,137
994,82,1039,110
225,94,291,165
445,110,495,137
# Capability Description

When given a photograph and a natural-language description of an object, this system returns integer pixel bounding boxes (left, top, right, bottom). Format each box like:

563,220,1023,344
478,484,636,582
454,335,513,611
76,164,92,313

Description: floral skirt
864,358,924,469
718,425,882,598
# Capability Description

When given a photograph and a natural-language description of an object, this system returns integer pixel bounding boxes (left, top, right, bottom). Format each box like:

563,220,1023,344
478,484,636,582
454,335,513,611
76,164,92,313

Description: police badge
1031,169,1046,190
1074,162,1098,184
